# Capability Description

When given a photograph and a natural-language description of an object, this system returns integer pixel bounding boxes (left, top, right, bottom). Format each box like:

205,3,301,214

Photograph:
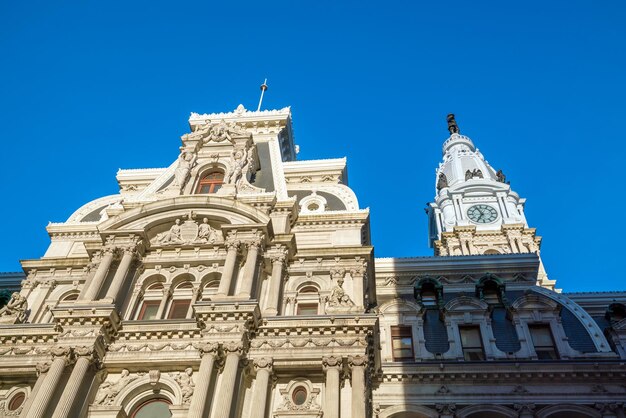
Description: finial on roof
257,79,268,111
447,113,460,135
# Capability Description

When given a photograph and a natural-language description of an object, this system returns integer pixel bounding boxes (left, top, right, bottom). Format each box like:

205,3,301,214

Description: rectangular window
529,324,559,359
297,303,318,315
167,300,191,319
137,300,160,320
391,326,414,360
459,326,485,361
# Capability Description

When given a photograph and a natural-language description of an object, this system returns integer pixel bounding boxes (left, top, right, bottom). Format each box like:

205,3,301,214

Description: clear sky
1,1,625,291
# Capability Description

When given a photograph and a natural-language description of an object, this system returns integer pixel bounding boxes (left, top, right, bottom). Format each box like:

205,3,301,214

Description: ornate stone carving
36,361,51,375
224,146,249,185
194,342,219,356
204,120,235,144
348,355,367,368
435,403,456,414
222,341,244,355
0,292,27,324
496,169,508,183
327,277,356,312
152,216,220,246
171,368,194,404
94,369,141,405
253,357,273,372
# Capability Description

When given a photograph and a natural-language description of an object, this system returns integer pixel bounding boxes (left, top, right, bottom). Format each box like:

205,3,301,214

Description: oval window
8,392,26,411
292,386,308,406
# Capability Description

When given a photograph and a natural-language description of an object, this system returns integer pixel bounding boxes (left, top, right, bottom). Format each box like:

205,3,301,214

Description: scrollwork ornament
348,355,367,368
253,357,273,372
35,361,51,375
193,342,219,357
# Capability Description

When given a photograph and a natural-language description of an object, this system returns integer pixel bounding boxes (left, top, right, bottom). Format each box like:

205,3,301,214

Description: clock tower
426,114,553,286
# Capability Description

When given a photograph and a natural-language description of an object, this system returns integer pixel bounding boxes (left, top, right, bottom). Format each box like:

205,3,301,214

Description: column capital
268,249,288,265
50,346,74,365
329,268,346,280
222,341,244,356
74,345,102,367
246,235,265,250
322,356,342,371
225,238,241,251
253,357,273,373
35,361,52,376
347,355,368,369
194,342,219,357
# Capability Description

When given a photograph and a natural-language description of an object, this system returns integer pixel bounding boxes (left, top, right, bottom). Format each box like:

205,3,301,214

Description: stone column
350,266,365,310
104,241,138,302
237,238,262,298
322,356,341,418
188,343,219,418
82,248,116,301
211,342,242,418
348,355,367,418
216,239,240,297
249,358,273,418
264,250,287,316
20,362,53,417
26,347,72,418
52,347,96,418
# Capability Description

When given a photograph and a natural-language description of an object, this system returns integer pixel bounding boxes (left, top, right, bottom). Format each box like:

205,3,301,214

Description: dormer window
421,288,438,307
196,171,224,194
415,278,443,309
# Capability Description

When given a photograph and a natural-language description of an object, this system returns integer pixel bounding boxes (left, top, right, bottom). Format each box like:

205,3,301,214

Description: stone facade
0,106,624,418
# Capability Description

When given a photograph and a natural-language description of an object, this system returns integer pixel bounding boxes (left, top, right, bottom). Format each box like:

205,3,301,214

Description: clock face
467,204,498,224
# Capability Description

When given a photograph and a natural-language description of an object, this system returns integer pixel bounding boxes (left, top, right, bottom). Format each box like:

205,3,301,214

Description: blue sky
1,1,625,291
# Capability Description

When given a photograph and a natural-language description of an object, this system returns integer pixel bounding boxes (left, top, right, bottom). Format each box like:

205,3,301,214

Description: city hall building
0,105,625,418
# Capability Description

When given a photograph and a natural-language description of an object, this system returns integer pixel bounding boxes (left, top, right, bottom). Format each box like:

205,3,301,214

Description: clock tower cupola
426,114,552,287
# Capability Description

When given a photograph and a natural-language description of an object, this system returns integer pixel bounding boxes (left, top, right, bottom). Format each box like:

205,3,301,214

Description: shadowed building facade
0,107,624,418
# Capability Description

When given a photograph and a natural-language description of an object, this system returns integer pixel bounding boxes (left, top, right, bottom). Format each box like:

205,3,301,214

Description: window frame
137,300,161,320
528,324,559,360
459,326,486,361
390,325,414,361
195,171,224,194
296,303,318,316
167,299,192,319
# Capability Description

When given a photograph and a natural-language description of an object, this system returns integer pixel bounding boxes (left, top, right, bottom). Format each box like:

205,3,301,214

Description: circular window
307,203,319,211
292,386,308,406
8,392,26,411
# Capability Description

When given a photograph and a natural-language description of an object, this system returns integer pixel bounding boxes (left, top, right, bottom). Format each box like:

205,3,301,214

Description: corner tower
427,114,553,286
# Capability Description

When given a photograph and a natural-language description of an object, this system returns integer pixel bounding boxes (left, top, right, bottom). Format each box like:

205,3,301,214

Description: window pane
391,327,413,360
297,304,318,315
530,326,553,346
460,327,482,348
138,301,160,320
168,300,191,319
132,400,172,418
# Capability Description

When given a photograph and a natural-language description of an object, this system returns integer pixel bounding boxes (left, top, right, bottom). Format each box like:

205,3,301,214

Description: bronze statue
447,114,460,135
436,173,448,191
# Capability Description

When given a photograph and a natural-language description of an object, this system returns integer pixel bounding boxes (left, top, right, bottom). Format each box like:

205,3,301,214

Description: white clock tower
427,114,553,286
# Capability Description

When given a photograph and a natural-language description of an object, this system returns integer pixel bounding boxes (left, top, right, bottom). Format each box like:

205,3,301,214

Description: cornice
375,253,540,274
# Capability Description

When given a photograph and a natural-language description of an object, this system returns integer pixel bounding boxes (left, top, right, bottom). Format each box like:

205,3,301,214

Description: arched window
476,275,508,306
414,277,443,309
130,398,172,418
196,171,224,194
296,284,320,315
166,281,194,319
60,292,79,302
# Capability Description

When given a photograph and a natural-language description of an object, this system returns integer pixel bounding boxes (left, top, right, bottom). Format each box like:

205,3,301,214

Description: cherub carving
0,292,28,323
204,120,234,144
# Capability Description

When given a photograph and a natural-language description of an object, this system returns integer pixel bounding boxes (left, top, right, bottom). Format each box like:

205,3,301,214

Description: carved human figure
173,367,195,404
224,147,248,185
197,218,216,243
0,292,28,323
447,113,460,134
328,278,354,307
156,219,183,244
173,150,197,190
95,369,139,405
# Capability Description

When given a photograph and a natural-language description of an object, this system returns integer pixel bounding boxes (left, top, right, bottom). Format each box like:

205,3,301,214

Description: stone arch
378,404,438,418
171,272,196,287
99,195,271,232
115,373,182,412
536,404,601,418
457,404,517,418
286,275,331,293
379,298,422,316
188,161,229,194
444,295,489,312
138,274,167,290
